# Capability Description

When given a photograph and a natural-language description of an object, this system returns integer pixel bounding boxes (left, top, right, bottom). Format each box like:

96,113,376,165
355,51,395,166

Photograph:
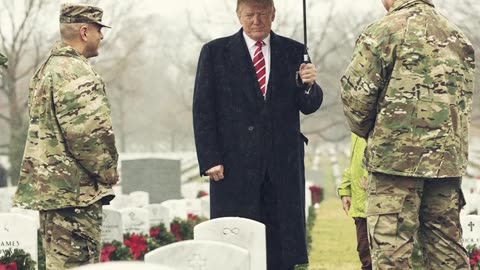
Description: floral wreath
468,245,480,269
0,249,36,270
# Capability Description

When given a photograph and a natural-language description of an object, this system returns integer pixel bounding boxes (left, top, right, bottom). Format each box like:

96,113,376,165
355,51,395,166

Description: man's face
237,2,275,41
84,24,103,58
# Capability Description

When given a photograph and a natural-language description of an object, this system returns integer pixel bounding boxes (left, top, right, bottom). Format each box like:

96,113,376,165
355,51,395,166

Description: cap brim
94,22,111,28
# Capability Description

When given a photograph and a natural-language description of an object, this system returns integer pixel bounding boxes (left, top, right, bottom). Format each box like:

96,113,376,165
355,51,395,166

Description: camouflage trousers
366,172,470,270
39,201,102,270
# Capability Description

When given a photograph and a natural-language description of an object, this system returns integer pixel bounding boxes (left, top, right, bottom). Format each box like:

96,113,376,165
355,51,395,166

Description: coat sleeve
297,82,323,115
53,75,119,185
341,32,388,138
337,168,352,197
192,44,222,176
337,133,356,197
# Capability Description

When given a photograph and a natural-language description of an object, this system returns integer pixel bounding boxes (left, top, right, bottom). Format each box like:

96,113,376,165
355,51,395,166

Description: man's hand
205,165,224,181
298,63,317,86
360,176,368,190
341,196,351,216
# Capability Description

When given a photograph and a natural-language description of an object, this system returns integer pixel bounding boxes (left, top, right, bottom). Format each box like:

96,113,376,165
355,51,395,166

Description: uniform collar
51,41,88,62
389,0,434,14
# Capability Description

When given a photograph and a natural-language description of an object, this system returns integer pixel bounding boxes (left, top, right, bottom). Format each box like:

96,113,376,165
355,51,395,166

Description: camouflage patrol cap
60,3,111,28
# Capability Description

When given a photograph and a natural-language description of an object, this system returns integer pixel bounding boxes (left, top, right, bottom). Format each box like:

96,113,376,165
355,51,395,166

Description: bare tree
0,0,151,183
182,0,378,145
447,0,480,126
0,0,55,184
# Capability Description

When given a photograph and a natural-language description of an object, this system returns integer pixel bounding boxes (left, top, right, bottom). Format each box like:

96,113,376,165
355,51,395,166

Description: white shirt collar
243,31,271,50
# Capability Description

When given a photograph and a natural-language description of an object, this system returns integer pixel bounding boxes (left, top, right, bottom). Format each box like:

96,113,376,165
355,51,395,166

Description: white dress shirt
243,32,271,96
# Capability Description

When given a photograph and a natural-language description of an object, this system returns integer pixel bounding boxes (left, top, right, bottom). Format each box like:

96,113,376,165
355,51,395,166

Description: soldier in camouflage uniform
13,4,118,269
341,0,475,269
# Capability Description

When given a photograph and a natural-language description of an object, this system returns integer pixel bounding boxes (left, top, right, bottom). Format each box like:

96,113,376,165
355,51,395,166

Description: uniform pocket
366,194,405,251
366,194,405,216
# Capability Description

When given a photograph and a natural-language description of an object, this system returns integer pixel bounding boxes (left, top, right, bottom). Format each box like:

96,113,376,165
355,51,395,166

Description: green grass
307,199,361,270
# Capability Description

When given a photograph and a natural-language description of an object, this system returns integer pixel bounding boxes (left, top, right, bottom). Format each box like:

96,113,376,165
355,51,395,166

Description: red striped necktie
253,41,266,97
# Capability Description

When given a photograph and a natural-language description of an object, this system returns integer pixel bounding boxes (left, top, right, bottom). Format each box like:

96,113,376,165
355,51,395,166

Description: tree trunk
7,71,27,186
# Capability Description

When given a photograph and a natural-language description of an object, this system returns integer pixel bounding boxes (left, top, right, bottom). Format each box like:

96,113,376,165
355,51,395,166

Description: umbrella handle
303,53,310,64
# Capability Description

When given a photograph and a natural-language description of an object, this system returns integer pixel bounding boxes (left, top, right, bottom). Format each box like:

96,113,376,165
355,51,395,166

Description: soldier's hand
206,165,224,181
298,63,317,86
341,196,351,216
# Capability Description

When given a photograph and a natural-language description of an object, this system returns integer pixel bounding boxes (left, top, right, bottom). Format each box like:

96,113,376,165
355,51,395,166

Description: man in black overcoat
192,0,323,269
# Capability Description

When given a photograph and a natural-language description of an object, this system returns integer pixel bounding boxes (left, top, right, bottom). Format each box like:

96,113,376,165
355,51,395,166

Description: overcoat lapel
265,31,281,103
227,30,265,109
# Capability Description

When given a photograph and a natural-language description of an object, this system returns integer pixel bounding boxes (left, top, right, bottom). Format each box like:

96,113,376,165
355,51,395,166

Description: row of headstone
109,193,209,219
181,181,209,199
102,197,211,243
142,217,267,270
74,216,267,270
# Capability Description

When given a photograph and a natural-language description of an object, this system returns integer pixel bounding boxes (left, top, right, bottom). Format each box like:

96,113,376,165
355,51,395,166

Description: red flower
124,234,147,260
197,191,209,198
150,227,160,238
100,244,116,262
471,249,480,265
309,185,321,204
0,262,17,270
187,213,198,222
170,223,182,241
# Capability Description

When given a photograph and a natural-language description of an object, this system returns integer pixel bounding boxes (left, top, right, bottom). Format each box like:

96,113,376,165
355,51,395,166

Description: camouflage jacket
14,41,118,210
341,0,475,178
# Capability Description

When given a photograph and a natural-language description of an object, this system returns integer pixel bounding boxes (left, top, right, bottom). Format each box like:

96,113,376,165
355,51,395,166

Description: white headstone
181,182,200,199
10,208,40,229
120,208,150,235
72,262,174,270
461,215,480,247
463,193,480,215
109,194,133,209
112,185,122,195
160,199,187,222
305,182,313,209
0,187,13,213
102,208,124,243
0,214,38,268
305,182,313,220
130,191,150,208
144,240,250,270
194,217,266,270
186,199,202,217
200,196,210,219
181,182,210,199
146,204,170,228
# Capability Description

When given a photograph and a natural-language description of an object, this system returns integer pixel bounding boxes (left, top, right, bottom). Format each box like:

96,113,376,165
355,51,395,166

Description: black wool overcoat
192,29,323,267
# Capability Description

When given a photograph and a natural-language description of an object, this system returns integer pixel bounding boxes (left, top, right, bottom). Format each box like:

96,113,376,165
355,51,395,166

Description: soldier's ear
79,25,89,42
